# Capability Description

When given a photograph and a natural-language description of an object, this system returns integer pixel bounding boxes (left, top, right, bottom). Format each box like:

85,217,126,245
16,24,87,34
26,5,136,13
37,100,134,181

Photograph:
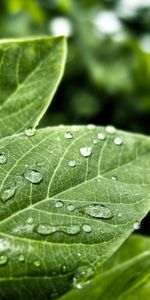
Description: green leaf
0,126,149,299
59,235,150,300
0,36,67,139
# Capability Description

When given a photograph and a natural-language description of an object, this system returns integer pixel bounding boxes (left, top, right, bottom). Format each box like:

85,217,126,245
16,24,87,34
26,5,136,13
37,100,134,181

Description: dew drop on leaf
36,224,81,236
82,224,92,233
82,204,113,219
133,221,141,230
67,204,76,212
0,186,16,203
114,137,123,145
93,139,98,145
87,124,96,130
34,260,41,268
98,133,106,140
65,132,73,139
106,125,116,134
68,160,76,167
112,175,117,181
73,265,94,289
80,147,92,157
18,254,25,262
26,217,33,225
0,153,7,164
0,255,8,266
24,168,43,184
55,200,64,208
24,128,36,137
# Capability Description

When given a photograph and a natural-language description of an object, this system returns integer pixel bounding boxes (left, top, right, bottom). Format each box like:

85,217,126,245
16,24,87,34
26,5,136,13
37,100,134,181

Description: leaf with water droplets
0,124,149,299
0,36,67,139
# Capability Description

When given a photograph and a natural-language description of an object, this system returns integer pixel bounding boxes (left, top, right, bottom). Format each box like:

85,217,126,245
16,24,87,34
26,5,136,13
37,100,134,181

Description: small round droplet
106,125,116,134
18,254,25,262
0,153,7,164
133,221,141,230
67,225,81,235
68,160,76,167
26,217,33,225
112,175,117,181
24,128,36,137
0,186,16,203
67,204,76,212
82,204,113,219
24,168,43,184
34,260,41,267
118,212,122,218
83,224,92,233
55,200,64,208
80,147,92,157
71,125,80,132
65,132,73,139
114,137,123,145
0,255,8,266
77,252,81,257
98,133,106,140
93,139,98,145
87,124,96,130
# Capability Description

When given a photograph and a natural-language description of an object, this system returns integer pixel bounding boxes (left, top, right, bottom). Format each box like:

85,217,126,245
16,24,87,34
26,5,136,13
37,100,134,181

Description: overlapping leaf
0,36,66,139
0,126,149,299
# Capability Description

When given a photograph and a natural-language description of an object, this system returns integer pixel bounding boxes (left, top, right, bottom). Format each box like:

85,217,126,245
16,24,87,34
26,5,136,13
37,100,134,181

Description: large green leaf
0,36,67,139
0,125,149,299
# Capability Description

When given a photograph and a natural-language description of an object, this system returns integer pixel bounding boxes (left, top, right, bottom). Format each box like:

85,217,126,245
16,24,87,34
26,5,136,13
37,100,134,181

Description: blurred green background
0,0,149,234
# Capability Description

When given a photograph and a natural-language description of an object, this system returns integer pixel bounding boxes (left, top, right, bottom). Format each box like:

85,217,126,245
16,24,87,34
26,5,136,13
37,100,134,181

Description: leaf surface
0,126,149,299
59,235,150,300
0,36,66,139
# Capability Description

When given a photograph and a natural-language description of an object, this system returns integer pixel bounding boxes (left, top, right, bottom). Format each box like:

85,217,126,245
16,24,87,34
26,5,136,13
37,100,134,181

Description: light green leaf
0,36,67,139
0,126,149,299
59,235,150,300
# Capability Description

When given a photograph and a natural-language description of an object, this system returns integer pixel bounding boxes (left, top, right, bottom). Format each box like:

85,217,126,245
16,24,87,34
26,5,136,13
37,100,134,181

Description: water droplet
73,265,94,289
114,137,123,145
0,153,7,164
82,204,113,219
18,254,25,262
0,255,8,266
24,128,36,137
80,147,92,157
62,265,67,273
93,139,98,145
87,124,96,130
98,133,106,140
77,252,81,257
71,125,80,132
67,204,76,212
34,260,41,267
26,217,33,225
82,224,92,233
97,177,102,182
68,160,76,167
67,225,81,235
0,186,16,203
101,230,104,235
112,175,117,181
106,125,116,134
133,221,141,230
24,168,43,184
55,200,64,208
65,132,73,139
36,224,81,236
118,212,122,218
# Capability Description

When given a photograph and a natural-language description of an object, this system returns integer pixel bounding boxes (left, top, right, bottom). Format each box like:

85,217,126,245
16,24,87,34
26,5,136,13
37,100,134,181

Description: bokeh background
0,0,149,235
